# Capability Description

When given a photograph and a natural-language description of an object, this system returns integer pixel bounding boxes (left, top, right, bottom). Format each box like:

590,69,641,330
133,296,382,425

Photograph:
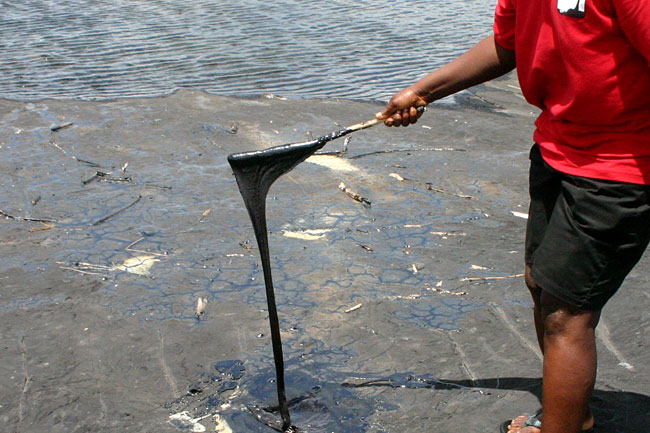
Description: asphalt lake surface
1,75,649,432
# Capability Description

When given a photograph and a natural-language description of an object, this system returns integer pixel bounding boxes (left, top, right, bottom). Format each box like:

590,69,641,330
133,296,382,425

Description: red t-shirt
494,0,650,184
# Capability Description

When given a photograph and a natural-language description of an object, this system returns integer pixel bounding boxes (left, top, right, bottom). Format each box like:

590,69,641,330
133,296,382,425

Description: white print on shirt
558,0,586,18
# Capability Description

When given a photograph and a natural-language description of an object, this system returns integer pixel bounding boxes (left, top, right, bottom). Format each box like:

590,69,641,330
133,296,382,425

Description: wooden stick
91,196,142,226
338,182,371,206
349,147,464,160
344,303,363,313
461,273,524,282
426,184,475,200
51,122,73,132
388,172,476,200
0,209,56,223
59,266,108,277
28,223,54,232
125,237,167,257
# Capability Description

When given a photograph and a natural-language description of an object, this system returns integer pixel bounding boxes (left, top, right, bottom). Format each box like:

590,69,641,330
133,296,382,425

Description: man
377,1,650,432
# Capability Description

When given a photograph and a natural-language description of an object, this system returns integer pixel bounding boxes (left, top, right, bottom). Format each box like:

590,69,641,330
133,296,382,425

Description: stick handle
346,106,427,132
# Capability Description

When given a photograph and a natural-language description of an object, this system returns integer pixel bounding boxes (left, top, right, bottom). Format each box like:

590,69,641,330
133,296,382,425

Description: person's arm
377,35,516,127
614,0,650,63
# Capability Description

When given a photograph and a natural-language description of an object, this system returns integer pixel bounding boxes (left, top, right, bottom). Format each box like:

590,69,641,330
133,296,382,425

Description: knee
541,307,572,337
540,292,601,338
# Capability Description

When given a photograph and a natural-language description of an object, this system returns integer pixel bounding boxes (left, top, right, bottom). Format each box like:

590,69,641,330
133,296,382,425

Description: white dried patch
430,231,466,237
282,228,333,240
307,154,359,172
168,411,206,432
196,297,208,318
213,414,234,433
114,255,159,276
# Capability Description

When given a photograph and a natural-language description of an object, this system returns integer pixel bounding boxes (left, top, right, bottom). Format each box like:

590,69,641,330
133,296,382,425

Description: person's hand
376,87,428,127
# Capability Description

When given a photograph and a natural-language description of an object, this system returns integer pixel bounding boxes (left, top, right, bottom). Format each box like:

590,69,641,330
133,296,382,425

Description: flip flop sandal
499,410,595,433
499,410,542,433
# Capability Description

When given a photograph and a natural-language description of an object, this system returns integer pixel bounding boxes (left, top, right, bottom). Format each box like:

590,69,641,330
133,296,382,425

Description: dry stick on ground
56,261,113,273
142,183,173,190
82,171,163,188
58,266,109,278
50,140,104,169
125,237,167,257
426,184,475,200
0,209,57,224
51,122,73,131
74,157,101,167
389,172,476,200
17,336,30,433
28,223,54,232
461,273,524,282
91,195,142,226
199,208,212,222
51,141,66,154
82,171,133,185
239,241,254,252
348,147,464,160
339,182,371,206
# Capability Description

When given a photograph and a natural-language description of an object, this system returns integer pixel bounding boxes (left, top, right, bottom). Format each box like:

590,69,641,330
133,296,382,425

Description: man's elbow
495,39,516,72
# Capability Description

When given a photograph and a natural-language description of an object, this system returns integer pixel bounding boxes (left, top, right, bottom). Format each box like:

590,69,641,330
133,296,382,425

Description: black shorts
525,144,650,310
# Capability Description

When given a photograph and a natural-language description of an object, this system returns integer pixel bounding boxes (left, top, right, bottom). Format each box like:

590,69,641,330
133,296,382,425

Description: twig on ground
51,122,73,131
125,237,167,257
17,337,30,431
348,147,464,160
388,172,476,200
59,266,109,278
101,175,133,184
426,183,476,200
73,157,102,167
239,241,254,252
56,261,113,271
91,195,142,226
142,183,173,190
0,209,57,223
50,140,67,155
339,182,371,206
426,286,468,296
199,208,212,222
461,273,524,282
344,303,363,313
28,223,54,232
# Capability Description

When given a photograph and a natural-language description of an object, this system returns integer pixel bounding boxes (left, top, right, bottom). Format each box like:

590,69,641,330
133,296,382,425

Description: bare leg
537,291,597,433
508,270,596,433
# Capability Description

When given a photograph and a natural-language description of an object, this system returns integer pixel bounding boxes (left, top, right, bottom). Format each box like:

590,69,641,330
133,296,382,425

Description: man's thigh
526,146,650,310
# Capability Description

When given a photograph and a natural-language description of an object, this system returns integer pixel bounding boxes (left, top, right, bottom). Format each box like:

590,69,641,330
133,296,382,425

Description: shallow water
1,0,495,101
